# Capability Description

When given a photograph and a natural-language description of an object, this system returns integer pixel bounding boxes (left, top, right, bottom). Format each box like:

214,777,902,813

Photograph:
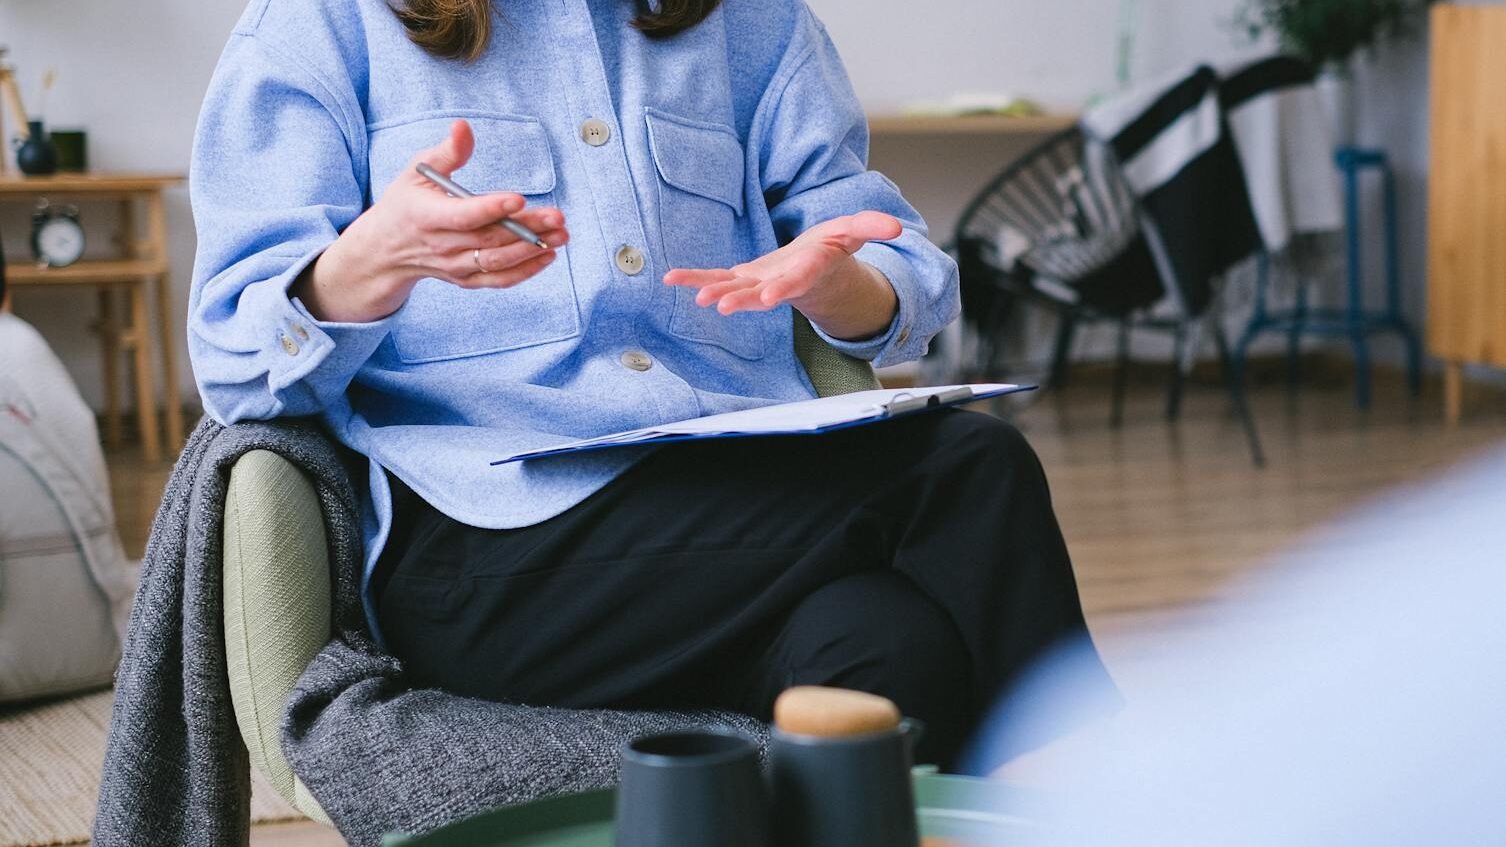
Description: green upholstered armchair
220,314,881,823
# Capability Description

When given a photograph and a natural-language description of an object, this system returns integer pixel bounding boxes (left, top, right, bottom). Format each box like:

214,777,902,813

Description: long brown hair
395,0,724,62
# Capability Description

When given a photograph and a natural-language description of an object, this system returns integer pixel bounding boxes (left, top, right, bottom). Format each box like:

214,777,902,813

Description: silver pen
415,162,550,250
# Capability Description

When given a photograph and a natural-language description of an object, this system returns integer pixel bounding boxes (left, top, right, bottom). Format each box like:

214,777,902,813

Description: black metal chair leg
975,331,997,381
1216,321,1266,467
1165,324,1187,421
966,329,989,380
980,295,1016,378
1230,367,1268,468
1049,310,1078,389
1111,318,1132,429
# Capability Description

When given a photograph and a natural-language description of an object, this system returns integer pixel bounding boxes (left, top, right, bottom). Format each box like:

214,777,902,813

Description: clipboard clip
882,387,977,418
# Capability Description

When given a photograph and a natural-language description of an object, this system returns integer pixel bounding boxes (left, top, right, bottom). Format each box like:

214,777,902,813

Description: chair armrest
223,449,333,824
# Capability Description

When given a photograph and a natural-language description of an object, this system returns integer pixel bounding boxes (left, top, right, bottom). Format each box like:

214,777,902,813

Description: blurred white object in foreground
971,447,1506,846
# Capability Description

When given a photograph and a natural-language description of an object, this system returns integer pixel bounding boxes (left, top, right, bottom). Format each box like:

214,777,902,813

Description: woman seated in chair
188,0,1114,769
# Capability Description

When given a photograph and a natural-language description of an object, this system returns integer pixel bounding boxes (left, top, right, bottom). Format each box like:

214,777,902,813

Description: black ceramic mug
614,730,772,847
769,718,924,847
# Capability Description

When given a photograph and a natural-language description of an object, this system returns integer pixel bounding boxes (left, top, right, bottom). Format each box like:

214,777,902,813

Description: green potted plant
1239,0,1439,141
1241,0,1439,69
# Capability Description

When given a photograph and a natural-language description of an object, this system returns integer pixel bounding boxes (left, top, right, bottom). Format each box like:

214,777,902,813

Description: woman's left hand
663,211,903,341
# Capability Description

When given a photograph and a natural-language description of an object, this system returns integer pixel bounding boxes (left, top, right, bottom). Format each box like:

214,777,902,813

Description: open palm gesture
664,211,903,320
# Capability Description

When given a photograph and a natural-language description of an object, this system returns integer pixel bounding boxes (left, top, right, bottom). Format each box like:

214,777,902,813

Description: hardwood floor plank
249,822,346,846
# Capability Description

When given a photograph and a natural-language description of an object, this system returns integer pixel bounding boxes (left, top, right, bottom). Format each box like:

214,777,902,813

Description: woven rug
0,689,303,847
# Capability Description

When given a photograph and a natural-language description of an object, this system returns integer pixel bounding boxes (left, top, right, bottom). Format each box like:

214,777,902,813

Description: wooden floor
99,369,1506,846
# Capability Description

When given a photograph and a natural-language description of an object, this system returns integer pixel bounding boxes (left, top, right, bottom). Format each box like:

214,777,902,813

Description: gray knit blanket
94,418,766,846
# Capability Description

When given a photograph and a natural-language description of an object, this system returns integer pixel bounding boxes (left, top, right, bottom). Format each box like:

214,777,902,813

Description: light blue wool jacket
188,0,960,625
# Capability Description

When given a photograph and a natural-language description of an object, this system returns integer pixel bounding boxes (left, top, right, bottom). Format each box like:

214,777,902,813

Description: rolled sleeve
286,296,394,388
808,244,915,366
187,31,375,424
756,7,960,369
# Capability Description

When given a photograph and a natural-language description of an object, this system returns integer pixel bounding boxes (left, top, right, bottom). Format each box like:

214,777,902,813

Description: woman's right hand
292,119,569,324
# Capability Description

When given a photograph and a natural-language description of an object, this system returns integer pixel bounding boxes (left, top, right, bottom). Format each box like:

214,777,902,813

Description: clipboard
491,383,1035,466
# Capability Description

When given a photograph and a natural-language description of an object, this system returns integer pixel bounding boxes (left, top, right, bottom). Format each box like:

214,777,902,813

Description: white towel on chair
1219,56,1343,252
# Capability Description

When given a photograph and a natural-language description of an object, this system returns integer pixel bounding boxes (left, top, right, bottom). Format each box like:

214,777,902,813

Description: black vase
16,121,59,176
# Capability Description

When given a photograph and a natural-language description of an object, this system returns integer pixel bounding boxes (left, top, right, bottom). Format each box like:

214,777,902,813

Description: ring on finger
473,248,488,274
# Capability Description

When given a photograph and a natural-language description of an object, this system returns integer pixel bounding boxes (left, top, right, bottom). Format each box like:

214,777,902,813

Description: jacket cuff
809,243,923,367
251,250,393,395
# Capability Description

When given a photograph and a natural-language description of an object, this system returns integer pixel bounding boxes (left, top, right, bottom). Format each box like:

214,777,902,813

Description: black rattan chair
952,127,1159,393
948,126,1265,465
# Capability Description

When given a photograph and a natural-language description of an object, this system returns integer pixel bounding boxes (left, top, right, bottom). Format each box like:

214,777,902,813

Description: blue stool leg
1383,165,1424,398
1288,257,1307,393
1251,250,1272,333
1351,333,1372,409
1343,153,1372,410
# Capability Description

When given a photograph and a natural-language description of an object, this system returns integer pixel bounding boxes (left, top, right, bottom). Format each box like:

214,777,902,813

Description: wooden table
1,172,185,462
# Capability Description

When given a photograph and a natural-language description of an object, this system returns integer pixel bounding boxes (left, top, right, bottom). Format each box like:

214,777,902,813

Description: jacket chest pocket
367,113,580,364
646,108,771,361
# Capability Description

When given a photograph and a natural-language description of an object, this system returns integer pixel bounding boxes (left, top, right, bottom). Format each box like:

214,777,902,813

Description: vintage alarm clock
30,200,86,268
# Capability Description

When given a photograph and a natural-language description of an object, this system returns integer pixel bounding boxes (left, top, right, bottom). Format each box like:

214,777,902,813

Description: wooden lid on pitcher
773,686,902,738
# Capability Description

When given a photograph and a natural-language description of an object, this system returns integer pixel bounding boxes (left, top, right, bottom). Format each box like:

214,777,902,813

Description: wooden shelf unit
7,258,170,286
0,172,185,196
866,113,1077,137
2,172,186,462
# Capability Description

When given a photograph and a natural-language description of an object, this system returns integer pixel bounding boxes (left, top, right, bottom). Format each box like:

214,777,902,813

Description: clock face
37,217,86,268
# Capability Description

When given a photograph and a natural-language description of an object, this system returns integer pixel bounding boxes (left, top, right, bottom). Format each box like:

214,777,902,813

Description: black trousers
375,409,1113,769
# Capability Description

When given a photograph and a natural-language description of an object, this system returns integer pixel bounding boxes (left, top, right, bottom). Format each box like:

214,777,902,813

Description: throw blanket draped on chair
93,418,766,847
1082,56,1342,315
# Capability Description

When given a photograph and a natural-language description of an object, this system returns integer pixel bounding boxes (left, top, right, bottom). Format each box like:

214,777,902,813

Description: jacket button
620,351,653,372
580,118,612,147
897,325,912,346
280,335,300,356
615,245,646,276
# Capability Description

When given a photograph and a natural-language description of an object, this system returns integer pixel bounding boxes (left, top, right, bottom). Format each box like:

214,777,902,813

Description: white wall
811,0,1445,372
812,0,1257,270
1,0,245,413
811,0,1257,115
0,0,1439,413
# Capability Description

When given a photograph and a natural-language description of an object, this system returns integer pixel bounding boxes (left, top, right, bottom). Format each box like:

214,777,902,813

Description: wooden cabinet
1427,5,1506,423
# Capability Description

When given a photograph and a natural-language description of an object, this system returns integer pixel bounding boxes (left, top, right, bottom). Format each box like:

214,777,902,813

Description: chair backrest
956,127,1143,280
953,126,1163,317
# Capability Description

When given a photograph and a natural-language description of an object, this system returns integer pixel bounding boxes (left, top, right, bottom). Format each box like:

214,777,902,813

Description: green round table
381,771,1037,846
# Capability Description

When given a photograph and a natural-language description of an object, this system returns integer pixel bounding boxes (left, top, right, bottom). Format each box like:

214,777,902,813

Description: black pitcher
16,121,59,176
769,718,925,847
